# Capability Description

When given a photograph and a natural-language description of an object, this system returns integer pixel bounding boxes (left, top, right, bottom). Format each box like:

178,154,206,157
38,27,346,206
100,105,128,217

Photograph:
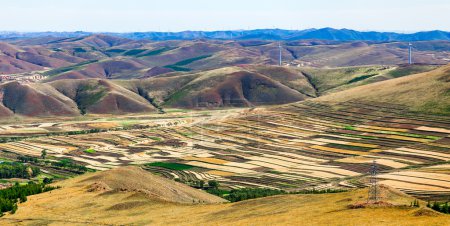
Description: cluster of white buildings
0,74,45,83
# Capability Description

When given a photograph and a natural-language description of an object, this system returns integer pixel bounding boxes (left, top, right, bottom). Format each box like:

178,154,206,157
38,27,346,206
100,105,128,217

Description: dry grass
1,169,449,226
317,64,450,115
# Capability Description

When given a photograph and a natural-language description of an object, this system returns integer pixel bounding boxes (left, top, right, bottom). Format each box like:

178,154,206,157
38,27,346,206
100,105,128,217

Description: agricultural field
0,101,449,200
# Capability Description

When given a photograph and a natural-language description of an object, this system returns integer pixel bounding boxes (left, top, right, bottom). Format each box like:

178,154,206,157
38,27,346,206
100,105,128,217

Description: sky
0,0,449,32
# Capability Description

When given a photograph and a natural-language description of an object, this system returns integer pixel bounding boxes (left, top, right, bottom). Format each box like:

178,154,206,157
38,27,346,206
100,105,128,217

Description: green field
146,162,193,170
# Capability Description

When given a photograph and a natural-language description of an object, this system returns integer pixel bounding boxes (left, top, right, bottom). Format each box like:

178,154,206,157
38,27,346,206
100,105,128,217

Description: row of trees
181,179,347,203
17,155,39,163
50,158,88,173
427,201,450,214
207,187,286,202
410,199,420,207
0,182,58,215
17,154,88,174
291,188,347,194
0,162,40,179
180,179,219,189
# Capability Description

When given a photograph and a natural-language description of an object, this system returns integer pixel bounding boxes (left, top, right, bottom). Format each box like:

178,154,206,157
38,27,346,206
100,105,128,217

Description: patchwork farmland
0,101,449,200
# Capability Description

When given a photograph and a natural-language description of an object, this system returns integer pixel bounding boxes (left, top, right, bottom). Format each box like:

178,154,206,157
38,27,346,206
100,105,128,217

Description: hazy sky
0,0,449,32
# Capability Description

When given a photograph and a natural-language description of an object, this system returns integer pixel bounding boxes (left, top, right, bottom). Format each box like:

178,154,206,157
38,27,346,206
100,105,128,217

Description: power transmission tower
368,160,379,203
278,42,282,66
408,43,413,64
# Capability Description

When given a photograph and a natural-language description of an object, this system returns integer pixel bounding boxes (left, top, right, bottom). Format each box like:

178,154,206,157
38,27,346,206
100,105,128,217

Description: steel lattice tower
278,42,282,66
408,43,413,64
368,160,379,203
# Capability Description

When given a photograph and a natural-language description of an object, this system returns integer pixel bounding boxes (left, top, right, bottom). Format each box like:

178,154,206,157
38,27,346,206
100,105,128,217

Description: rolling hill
0,33,448,117
49,79,157,114
0,82,80,117
0,35,449,79
317,64,450,115
0,79,158,117
0,63,447,117
1,166,448,225
117,65,316,108
300,64,440,94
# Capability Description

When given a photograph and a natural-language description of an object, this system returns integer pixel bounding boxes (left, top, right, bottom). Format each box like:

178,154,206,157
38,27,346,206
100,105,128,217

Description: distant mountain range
1,28,449,41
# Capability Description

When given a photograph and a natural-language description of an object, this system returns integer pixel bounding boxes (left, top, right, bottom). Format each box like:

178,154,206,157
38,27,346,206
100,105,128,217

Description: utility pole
368,160,379,203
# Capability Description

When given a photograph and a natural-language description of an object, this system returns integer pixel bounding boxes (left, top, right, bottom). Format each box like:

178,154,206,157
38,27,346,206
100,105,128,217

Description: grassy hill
0,82,80,117
0,63,446,117
1,35,449,78
49,79,156,114
117,66,315,108
300,64,439,95
0,79,157,117
1,166,448,225
317,64,450,115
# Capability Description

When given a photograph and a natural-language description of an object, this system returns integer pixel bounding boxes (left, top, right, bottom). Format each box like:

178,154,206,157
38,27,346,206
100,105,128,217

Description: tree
208,180,219,189
432,202,441,211
43,177,53,184
19,193,27,203
443,202,449,214
41,150,47,159
26,167,33,178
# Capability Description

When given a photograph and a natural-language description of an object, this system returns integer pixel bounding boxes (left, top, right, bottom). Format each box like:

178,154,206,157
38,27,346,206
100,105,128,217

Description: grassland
300,64,438,95
43,60,99,77
318,64,450,115
1,168,448,225
164,55,213,71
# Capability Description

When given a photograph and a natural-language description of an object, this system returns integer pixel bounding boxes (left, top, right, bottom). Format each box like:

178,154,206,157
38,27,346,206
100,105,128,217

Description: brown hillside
49,79,156,114
0,82,80,116
162,67,309,108
116,73,196,104
0,104,13,117
81,166,226,203
15,52,73,68
246,65,318,97
142,66,175,77
78,34,133,48
0,42,21,57
1,167,448,225
2,37,449,77
46,59,149,81
0,55,44,74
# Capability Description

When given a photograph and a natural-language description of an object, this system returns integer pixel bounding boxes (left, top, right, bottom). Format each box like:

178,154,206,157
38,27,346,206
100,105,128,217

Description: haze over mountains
1,28,450,41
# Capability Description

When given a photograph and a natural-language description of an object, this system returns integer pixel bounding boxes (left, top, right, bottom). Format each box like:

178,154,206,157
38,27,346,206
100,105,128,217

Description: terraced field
0,102,449,200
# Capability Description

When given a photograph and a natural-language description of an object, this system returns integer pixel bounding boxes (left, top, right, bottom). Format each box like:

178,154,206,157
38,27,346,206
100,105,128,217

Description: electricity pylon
368,160,379,203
